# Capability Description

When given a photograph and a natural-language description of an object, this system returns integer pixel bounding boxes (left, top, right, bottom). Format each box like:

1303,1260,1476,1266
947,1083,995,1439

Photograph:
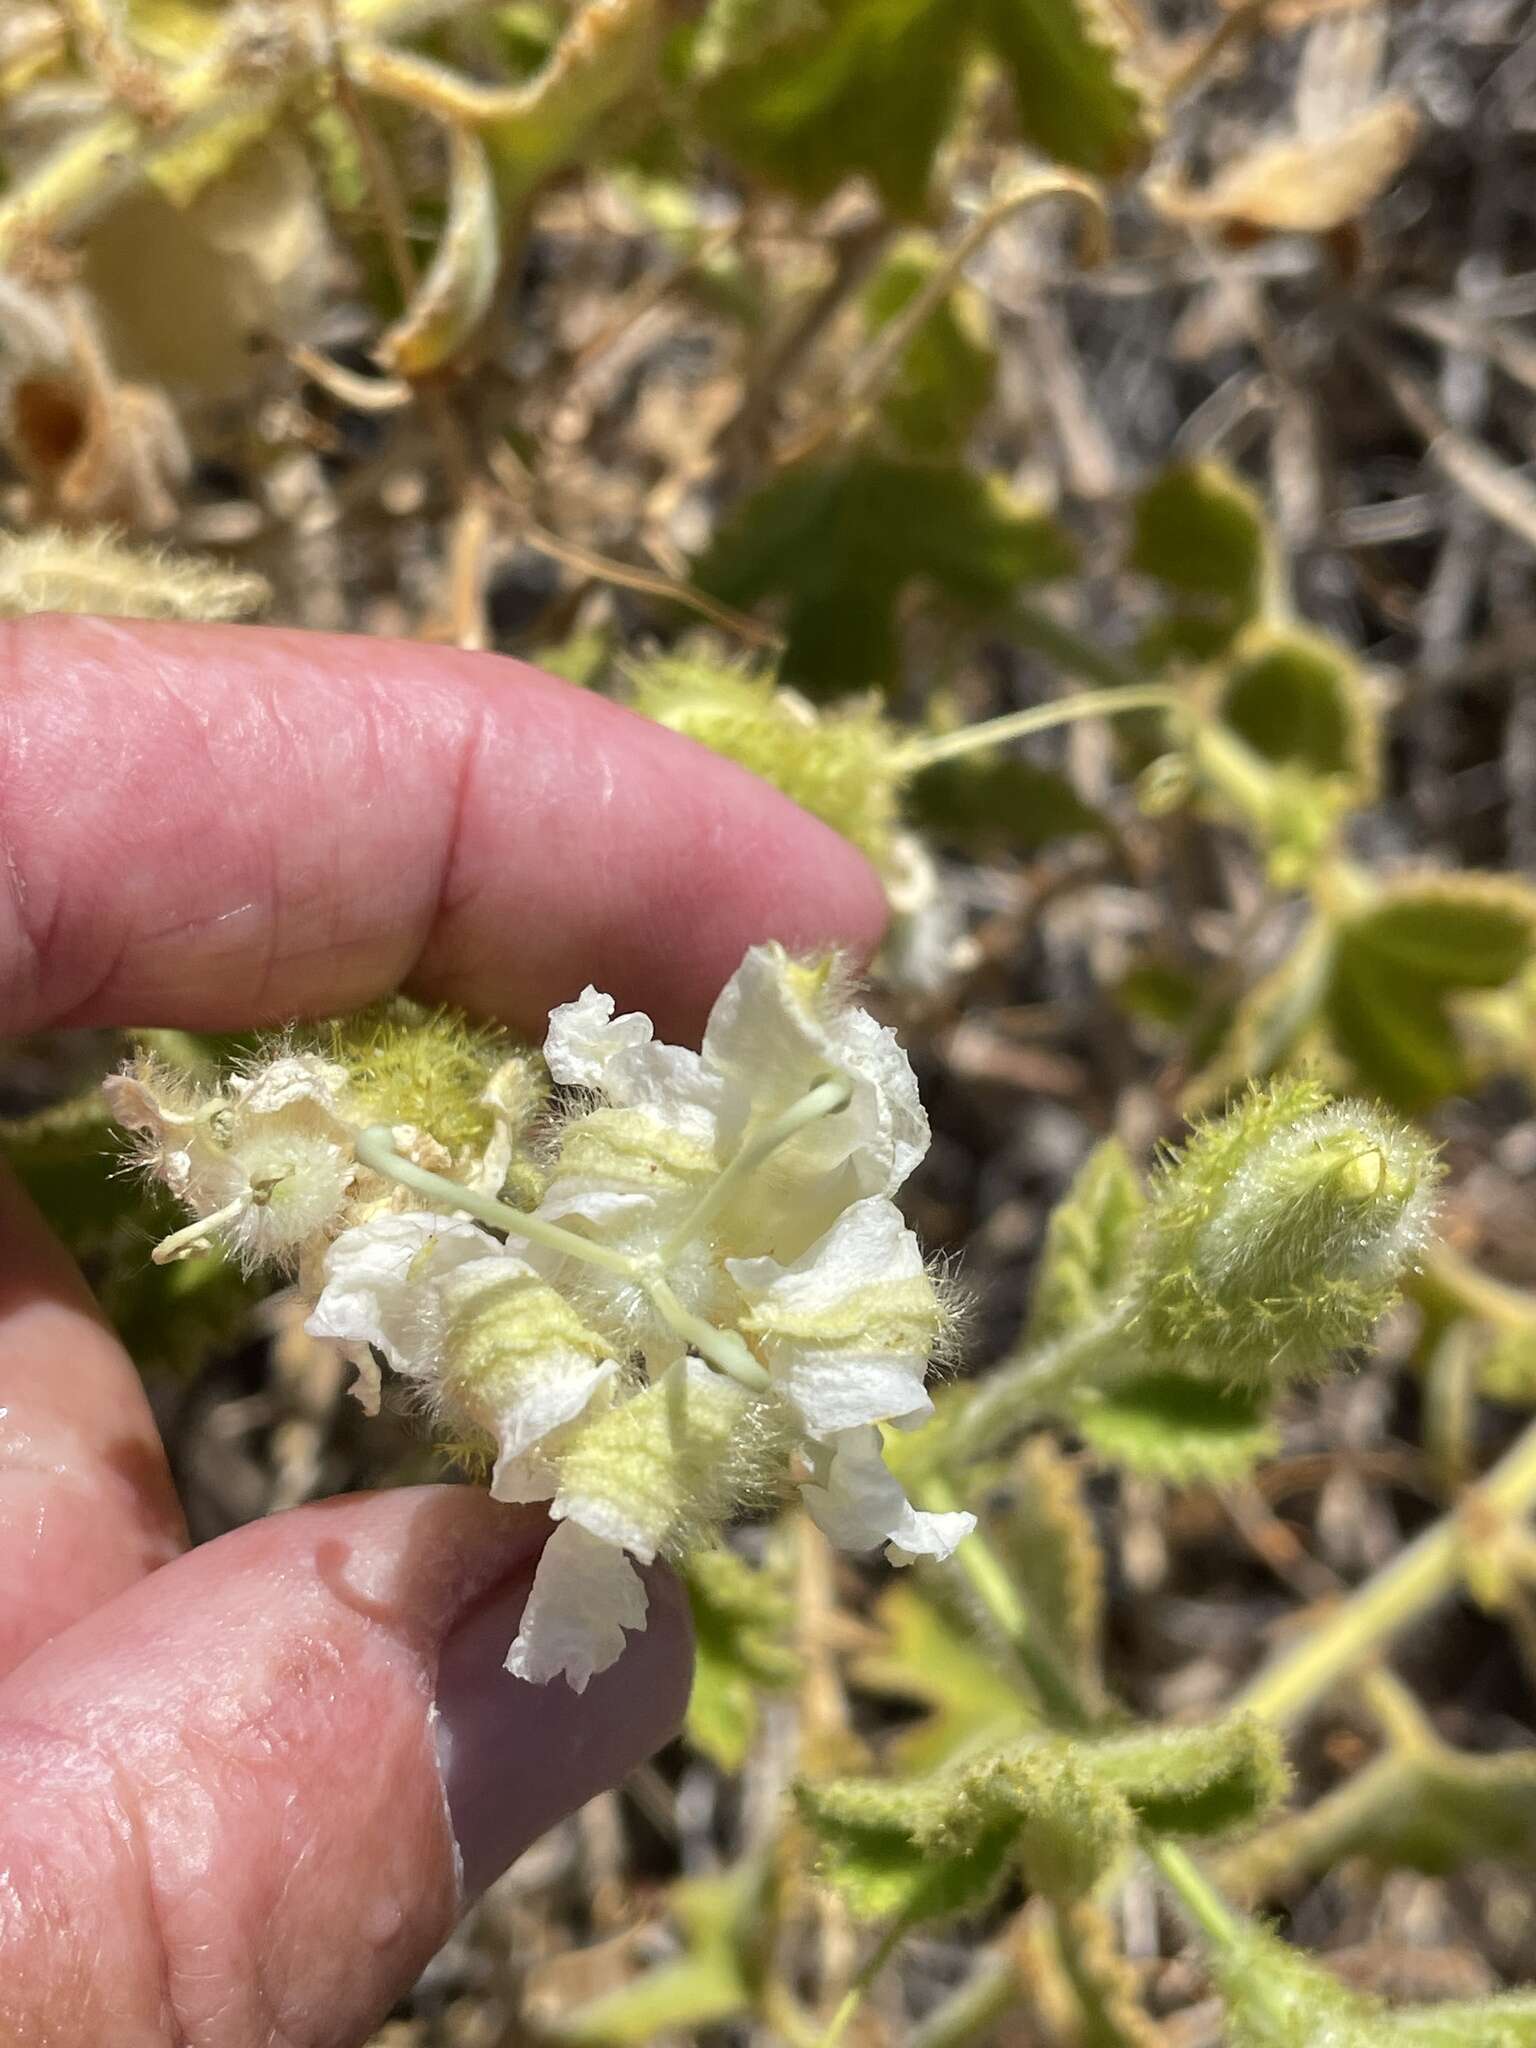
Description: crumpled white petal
545,987,720,1140
305,1211,497,1375
230,1054,350,1117
487,1356,618,1505
702,944,928,1201
504,1520,649,1692
801,1426,974,1565
728,1196,936,1437
102,1072,199,1195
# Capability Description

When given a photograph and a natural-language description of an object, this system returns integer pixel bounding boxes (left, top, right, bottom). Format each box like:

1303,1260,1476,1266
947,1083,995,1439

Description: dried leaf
1151,97,1418,236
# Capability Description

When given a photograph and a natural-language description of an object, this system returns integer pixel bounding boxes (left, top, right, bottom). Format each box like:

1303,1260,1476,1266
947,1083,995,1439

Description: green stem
1146,1839,1242,1951
1232,1410,1536,1728
948,1307,1138,1463
896,686,1177,775
355,1122,637,1278
926,1475,1090,1728
355,1124,773,1392
661,1076,851,1261
818,1914,911,2048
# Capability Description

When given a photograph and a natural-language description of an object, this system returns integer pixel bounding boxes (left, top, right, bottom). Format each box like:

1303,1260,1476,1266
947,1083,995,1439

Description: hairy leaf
1027,1137,1145,1346
1327,877,1536,1111
990,1435,1105,1707
697,451,1076,694
684,1546,800,1770
1073,1372,1280,1486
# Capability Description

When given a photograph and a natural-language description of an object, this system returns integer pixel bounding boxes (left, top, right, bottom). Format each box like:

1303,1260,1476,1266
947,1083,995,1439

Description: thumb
0,1487,691,2048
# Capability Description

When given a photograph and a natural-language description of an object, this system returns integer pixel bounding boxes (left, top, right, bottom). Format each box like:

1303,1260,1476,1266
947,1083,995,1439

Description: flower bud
1133,1077,1441,1381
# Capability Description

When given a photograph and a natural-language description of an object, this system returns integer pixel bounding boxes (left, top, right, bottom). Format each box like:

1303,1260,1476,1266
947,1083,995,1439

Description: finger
0,616,888,1043
0,1486,692,2048
0,1160,184,1681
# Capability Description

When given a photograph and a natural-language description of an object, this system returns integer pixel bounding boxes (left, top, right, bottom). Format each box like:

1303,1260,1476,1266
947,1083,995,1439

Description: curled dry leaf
1150,96,1418,237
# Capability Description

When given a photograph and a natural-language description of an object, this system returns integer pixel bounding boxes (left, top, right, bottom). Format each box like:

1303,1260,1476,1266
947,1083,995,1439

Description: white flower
505,1521,650,1694
727,1196,938,1438
801,1427,975,1565
306,1212,619,1473
702,946,928,1217
290,942,969,1692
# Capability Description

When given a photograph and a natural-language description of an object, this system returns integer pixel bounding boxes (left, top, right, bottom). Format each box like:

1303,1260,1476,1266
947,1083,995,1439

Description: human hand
0,616,886,2047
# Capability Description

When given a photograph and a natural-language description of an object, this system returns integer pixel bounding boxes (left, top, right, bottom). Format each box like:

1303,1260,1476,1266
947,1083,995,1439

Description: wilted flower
290,944,973,1689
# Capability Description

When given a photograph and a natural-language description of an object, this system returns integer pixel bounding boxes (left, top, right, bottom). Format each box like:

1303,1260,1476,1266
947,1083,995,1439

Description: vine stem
895,685,1177,774
1232,1409,1536,1728
1145,1840,1242,1951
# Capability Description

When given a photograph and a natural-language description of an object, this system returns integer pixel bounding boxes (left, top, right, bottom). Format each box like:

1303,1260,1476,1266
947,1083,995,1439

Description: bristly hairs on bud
0,526,269,621
1132,1074,1443,1383
625,646,907,870
320,999,546,1168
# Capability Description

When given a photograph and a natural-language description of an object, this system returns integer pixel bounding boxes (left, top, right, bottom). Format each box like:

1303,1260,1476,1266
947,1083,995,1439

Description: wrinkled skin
0,617,885,2047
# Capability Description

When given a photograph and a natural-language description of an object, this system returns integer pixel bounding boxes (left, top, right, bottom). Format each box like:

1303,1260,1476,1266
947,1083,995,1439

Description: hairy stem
1232,1410,1536,1728
897,686,1177,774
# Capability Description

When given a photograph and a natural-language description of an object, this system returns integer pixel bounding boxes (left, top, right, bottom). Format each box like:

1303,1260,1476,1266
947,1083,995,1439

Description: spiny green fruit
1133,1076,1441,1382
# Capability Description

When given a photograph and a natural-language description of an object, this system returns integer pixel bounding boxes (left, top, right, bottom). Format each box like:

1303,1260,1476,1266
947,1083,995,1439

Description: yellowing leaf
1150,97,1418,236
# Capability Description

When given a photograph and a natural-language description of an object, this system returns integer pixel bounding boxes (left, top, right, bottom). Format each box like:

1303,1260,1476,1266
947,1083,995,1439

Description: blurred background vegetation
3,0,1536,2041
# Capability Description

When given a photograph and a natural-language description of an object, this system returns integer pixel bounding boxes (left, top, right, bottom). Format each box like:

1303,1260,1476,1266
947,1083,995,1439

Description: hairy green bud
1133,1076,1442,1382
627,649,904,868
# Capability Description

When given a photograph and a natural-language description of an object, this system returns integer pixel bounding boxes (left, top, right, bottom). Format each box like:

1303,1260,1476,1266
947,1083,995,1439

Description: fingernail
434,1549,693,1899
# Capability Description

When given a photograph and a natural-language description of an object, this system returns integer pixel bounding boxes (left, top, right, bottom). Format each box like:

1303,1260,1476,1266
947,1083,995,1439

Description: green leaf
691,0,970,216
981,0,1158,178
1027,1138,1145,1346
1130,461,1271,664
1077,1716,1289,1839
861,238,998,458
1216,625,1379,797
1352,1744,1536,1877
696,451,1076,695
1073,1372,1279,1486
797,1743,1128,1919
683,1546,800,1770
1326,878,1536,1111
853,1578,1033,1772
553,1865,767,2043
987,1435,1105,1709
798,1715,1284,1927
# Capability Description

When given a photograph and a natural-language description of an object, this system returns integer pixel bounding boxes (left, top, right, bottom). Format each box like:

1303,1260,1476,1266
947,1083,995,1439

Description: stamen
662,1074,855,1260
354,1124,638,1280
152,1191,249,1265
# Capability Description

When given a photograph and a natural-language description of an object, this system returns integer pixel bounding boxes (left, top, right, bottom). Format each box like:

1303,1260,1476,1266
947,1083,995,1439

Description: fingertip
436,1558,693,1899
